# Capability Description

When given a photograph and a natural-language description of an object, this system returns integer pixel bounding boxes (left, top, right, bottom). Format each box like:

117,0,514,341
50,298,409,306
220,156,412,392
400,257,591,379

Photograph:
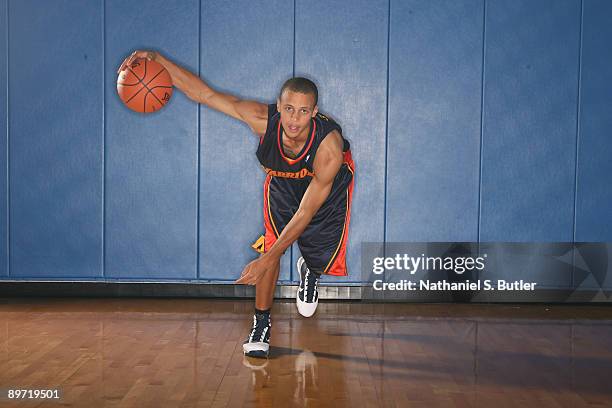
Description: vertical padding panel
0,0,6,276
106,1,198,279
387,0,484,242
199,1,293,280
295,0,388,283
575,0,612,290
9,0,103,278
575,0,612,242
480,0,581,241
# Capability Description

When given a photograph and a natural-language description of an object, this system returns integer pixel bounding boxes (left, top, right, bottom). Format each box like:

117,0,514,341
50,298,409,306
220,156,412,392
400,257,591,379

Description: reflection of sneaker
295,350,317,373
243,311,271,358
296,257,320,317
242,356,270,387
242,355,269,371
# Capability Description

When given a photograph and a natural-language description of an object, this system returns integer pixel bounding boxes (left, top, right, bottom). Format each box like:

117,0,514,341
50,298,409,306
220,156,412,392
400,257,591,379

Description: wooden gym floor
1,298,612,407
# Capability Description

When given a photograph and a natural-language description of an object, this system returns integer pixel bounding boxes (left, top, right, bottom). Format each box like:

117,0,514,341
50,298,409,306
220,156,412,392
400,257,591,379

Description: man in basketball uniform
118,51,354,358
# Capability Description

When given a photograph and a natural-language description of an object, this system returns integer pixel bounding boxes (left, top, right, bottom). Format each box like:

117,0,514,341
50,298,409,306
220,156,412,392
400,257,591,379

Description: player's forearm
155,53,216,104
266,209,315,260
155,53,244,119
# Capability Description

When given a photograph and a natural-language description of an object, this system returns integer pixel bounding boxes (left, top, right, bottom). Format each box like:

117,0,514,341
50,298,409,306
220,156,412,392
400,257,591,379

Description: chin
285,127,300,136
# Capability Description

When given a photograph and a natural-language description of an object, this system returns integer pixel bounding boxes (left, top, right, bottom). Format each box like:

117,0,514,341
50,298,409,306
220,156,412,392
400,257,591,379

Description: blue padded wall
199,0,293,282
9,0,103,278
575,0,612,242
0,0,6,276
480,0,581,242
574,0,612,290
0,0,610,287
105,0,199,280
294,0,388,283
386,0,484,242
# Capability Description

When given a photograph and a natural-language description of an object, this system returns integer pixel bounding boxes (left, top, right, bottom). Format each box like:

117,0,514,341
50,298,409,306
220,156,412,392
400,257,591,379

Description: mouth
287,125,299,133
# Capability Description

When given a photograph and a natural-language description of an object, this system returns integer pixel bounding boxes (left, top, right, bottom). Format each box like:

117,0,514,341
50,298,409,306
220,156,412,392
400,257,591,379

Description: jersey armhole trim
260,104,279,145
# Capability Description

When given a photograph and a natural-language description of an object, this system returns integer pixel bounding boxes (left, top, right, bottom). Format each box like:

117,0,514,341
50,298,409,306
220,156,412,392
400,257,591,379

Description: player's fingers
117,58,127,74
236,273,255,285
117,52,135,74
243,269,258,285
125,52,137,67
251,274,263,285
123,51,140,70
235,265,252,284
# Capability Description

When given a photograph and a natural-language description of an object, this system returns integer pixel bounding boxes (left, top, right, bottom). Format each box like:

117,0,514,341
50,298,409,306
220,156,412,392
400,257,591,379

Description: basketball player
118,51,354,358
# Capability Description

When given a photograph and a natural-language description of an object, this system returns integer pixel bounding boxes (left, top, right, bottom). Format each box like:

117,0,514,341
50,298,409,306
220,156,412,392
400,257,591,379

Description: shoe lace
304,269,319,302
249,314,270,343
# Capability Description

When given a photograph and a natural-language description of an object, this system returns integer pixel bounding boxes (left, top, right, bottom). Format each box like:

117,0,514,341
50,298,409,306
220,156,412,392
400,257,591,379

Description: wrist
263,247,283,262
151,51,163,63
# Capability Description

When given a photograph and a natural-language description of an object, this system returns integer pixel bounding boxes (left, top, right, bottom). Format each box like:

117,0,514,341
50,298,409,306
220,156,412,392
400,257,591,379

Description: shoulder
319,130,343,153
313,130,343,181
267,103,279,120
315,111,342,137
258,103,280,141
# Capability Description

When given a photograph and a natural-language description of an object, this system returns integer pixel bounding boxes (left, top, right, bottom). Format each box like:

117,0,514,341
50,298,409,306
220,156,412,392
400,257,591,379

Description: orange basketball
117,57,173,113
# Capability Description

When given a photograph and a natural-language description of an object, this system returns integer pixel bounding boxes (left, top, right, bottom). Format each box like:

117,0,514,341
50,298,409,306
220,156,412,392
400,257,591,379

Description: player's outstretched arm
117,50,268,136
236,131,344,284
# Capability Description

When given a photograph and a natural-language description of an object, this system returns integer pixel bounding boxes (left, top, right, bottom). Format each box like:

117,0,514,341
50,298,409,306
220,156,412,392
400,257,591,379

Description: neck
284,121,311,146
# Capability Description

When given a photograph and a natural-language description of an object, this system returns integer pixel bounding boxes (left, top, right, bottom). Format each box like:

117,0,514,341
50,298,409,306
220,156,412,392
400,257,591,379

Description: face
277,90,318,140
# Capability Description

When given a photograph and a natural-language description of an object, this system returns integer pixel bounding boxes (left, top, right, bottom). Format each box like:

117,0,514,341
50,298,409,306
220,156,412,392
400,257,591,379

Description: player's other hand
117,50,158,74
236,256,275,285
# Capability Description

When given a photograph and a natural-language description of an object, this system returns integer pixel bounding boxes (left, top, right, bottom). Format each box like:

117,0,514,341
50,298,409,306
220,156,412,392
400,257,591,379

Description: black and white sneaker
296,257,320,317
243,309,271,358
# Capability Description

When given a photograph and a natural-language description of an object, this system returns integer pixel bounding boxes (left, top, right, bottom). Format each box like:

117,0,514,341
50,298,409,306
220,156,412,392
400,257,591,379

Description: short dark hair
279,77,318,106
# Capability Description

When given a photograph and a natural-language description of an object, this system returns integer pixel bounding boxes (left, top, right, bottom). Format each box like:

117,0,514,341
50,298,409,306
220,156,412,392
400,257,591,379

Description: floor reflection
0,298,611,407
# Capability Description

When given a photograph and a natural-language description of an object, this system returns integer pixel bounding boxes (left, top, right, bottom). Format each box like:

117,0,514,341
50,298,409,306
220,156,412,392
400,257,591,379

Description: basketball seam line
144,90,164,112
124,65,167,106
146,86,173,111
124,65,158,103
124,58,155,103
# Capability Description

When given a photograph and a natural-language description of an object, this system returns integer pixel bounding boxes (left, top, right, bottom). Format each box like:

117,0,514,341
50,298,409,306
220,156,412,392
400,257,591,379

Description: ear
277,99,281,113
312,105,319,117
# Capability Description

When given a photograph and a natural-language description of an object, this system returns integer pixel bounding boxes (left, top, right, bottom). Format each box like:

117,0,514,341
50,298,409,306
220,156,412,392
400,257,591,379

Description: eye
301,109,308,114
285,107,293,112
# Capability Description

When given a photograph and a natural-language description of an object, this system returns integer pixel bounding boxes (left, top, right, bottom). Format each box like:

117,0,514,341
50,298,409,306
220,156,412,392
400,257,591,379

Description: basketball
116,57,173,113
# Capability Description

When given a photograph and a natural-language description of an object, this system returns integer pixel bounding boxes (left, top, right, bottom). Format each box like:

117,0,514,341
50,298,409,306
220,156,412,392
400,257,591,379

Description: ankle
254,307,271,316
309,269,322,277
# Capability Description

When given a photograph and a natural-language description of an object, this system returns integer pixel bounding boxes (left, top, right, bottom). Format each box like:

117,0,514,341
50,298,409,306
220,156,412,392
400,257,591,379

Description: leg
296,255,322,317
255,256,280,310
295,171,353,316
243,256,279,359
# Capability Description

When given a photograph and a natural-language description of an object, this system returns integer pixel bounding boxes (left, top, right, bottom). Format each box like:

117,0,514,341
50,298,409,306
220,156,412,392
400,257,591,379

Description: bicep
234,100,268,136
298,137,344,215
202,91,268,136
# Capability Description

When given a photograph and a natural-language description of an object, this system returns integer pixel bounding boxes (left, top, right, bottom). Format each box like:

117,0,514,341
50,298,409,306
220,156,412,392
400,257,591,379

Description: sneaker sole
296,256,318,318
243,342,269,358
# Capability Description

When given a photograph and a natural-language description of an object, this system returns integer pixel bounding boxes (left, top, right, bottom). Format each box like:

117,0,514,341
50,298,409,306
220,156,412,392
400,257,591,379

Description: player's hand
117,50,158,74
235,256,276,285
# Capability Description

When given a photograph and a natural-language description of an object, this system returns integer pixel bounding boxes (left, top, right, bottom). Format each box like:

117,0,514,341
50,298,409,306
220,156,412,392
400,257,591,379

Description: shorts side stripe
265,176,280,238
323,187,350,274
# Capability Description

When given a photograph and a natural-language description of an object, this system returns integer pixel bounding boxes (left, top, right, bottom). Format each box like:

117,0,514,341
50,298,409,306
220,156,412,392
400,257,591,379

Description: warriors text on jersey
251,104,354,276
